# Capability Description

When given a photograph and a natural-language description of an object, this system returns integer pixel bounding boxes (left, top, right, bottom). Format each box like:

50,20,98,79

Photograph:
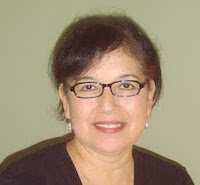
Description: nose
97,86,117,113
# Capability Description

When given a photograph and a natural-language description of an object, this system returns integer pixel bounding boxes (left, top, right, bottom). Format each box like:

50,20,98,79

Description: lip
94,121,125,134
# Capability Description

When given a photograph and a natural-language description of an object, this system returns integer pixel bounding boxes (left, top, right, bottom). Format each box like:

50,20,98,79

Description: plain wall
0,0,199,184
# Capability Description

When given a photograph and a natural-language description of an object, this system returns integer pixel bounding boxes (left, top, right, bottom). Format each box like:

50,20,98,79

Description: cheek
123,96,149,124
125,97,149,139
67,98,97,139
68,98,94,123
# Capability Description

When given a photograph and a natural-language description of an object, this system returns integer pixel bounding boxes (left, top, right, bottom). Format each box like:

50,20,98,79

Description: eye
120,82,136,90
80,84,98,91
123,83,131,89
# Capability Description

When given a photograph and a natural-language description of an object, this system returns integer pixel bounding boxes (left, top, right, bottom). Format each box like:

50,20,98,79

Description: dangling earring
67,122,72,131
145,122,149,129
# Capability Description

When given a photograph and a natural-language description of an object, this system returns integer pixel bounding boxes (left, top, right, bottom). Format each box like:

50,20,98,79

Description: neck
67,137,134,185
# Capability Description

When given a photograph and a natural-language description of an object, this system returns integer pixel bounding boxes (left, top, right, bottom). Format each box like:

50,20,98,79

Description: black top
0,139,194,185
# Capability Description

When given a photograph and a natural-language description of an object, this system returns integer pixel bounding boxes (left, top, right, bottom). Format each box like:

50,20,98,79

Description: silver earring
67,122,72,131
145,122,149,129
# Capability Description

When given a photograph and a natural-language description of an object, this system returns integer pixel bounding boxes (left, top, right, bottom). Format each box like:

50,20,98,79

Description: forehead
72,48,145,82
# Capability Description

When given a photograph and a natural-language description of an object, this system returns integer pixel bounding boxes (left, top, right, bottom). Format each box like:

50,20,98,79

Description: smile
95,123,122,129
94,121,125,134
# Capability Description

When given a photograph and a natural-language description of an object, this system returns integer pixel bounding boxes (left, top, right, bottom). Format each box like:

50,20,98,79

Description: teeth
96,124,122,129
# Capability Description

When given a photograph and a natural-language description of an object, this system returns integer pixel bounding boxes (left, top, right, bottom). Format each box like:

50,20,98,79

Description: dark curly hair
50,13,162,120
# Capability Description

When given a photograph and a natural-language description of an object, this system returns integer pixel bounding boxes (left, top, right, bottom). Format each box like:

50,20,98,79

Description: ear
58,83,71,119
147,80,156,117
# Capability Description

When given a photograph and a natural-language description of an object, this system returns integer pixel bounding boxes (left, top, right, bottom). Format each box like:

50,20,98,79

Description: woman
0,14,194,185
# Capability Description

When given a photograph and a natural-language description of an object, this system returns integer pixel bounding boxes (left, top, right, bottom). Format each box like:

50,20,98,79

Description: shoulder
0,134,74,185
133,146,194,185
0,142,67,185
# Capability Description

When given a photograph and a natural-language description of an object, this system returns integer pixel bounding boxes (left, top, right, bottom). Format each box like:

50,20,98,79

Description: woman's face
59,48,155,154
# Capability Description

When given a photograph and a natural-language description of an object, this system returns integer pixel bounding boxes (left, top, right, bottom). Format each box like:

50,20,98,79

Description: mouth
94,121,125,134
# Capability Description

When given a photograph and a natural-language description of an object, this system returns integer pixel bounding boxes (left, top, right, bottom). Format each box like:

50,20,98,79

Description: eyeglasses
67,80,145,99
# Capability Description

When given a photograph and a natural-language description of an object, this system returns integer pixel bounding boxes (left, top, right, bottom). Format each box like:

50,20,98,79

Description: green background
0,0,199,184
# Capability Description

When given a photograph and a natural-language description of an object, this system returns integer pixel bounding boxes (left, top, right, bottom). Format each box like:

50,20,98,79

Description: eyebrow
74,76,95,82
118,74,142,80
74,74,142,82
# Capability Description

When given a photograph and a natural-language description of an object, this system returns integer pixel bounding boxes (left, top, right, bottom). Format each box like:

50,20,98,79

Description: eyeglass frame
66,80,146,99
